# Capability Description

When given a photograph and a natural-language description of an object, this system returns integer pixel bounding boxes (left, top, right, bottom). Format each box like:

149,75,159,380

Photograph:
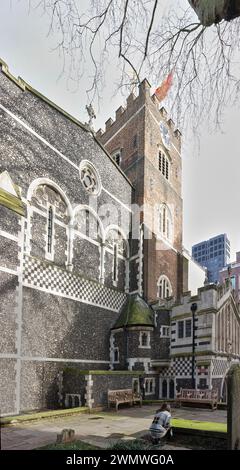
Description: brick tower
97,79,183,303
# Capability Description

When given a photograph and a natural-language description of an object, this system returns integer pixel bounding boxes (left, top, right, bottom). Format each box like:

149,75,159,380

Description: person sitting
149,403,172,445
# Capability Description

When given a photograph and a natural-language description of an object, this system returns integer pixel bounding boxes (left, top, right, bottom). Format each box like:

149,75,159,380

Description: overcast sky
0,0,239,259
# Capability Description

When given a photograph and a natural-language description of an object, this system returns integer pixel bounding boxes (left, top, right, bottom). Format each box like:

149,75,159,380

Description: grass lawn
39,440,100,450
172,418,227,433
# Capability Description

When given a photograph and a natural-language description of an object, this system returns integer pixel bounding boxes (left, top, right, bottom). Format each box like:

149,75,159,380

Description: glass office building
192,234,230,283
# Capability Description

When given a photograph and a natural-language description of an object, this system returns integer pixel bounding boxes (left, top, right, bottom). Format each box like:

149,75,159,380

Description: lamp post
191,303,198,389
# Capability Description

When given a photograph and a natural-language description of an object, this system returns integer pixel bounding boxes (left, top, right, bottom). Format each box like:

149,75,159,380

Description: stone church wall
0,63,132,415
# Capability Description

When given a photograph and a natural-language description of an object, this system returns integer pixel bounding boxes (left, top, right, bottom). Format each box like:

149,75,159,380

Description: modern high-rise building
192,234,230,283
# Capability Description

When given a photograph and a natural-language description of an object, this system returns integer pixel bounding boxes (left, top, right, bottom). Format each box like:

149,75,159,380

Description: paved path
1,406,226,450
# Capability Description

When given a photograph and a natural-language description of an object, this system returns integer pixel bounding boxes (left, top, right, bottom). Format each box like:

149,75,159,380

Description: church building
0,59,239,416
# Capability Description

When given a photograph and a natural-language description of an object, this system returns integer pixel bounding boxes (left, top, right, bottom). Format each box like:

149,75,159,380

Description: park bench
176,388,218,410
108,389,142,412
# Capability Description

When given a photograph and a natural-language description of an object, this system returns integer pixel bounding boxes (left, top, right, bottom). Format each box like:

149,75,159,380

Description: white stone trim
0,104,132,215
157,275,172,300
15,215,25,414
79,159,102,196
160,325,171,338
65,393,81,408
113,347,119,364
0,230,18,242
155,232,178,253
0,354,109,363
139,331,151,349
105,245,126,260
100,243,105,284
138,225,144,296
0,353,18,358
31,206,67,229
27,177,73,216
57,370,64,406
102,187,132,213
112,242,118,287
130,254,139,261
128,358,151,373
0,102,80,172
105,224,130,255
24,201,32,255
172,143,181,157
145,377,156,395
0,266,18,276
85,374,94,409
72,204,104,241
109,333,115,370
125,257,130,294
73,228,101,247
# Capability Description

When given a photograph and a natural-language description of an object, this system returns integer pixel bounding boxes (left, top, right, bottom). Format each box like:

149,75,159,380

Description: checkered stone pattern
212,358,228,377
160,357,194,378
197,366,209,376
160,365,175,377
174,357,193,377
23,255,127,312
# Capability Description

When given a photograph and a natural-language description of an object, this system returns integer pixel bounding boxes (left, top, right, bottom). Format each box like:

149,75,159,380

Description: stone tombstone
56,429,76,444
227,364,240,450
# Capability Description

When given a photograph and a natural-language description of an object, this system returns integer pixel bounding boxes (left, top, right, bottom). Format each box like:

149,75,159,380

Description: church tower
97,79,183,303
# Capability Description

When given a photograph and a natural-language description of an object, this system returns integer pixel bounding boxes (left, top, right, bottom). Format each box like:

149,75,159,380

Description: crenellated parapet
97,78,181,144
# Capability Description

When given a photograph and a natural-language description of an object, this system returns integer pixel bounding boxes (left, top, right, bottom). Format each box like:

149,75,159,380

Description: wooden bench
108,389,142,411
176,388,218,410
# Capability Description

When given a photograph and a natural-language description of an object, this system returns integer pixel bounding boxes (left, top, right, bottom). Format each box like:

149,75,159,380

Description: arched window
157,275,172,300
112,149,121,166
73,207,103,242
27,179,71,265
139,331,150,348
169,380,175,399
113,242,118,284
47,206,53,255
162,379,168,399
141,333,148,347
105,227,129,290
159,151,170,181
159,204,173,242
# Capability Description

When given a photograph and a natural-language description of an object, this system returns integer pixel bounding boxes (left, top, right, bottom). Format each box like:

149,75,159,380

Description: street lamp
191,303,198,389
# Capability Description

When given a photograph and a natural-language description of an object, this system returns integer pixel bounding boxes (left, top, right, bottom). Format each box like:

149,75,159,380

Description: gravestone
56,429,75,444
227,364,240,450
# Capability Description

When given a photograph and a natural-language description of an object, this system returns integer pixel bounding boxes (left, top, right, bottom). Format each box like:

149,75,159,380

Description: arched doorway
159,377,176,399
169,379,175,399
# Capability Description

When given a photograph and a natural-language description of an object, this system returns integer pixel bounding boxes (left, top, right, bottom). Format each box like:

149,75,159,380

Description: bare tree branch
24,0,240,131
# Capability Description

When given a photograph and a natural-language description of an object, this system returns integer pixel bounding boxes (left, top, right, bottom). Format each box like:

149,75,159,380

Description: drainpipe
191,303,198,389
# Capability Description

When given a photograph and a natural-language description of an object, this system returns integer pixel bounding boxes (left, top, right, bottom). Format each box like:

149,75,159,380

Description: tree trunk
188,0,240,26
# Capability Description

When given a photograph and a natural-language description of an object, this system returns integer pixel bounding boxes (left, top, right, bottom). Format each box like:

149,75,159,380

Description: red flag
155,71,173,102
